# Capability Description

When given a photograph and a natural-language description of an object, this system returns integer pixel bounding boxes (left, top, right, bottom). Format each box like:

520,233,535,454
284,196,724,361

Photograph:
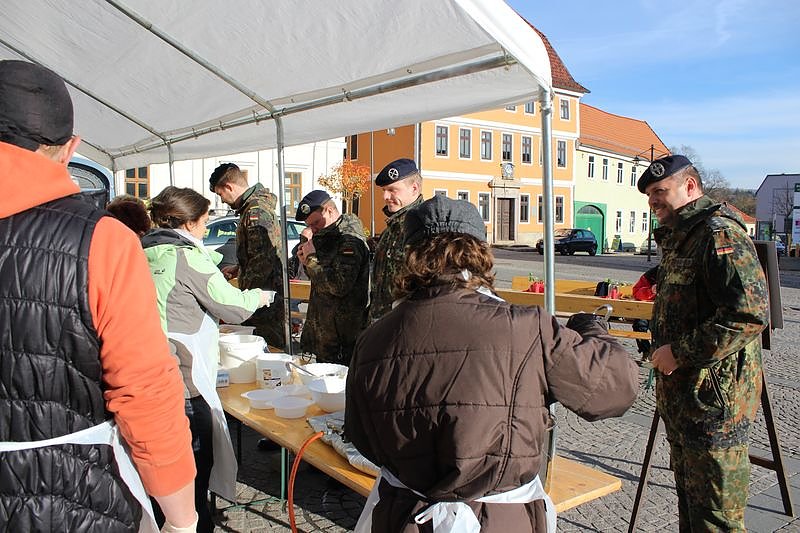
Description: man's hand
651,344,678,375
297,239,315,266
221,264,239,280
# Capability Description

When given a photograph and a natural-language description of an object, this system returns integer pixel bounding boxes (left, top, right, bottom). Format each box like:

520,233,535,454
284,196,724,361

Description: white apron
355,468,556,533
0,420,158,533
169,313,238,502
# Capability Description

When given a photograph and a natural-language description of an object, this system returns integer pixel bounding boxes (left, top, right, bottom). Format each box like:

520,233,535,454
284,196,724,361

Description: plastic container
272,395,313,419
256,353,293,389
296,363,348,386
219,324,256,336
241,388,284,409
278,383,311,399
226,360,257,383
219,334,265,367
307,376,347,413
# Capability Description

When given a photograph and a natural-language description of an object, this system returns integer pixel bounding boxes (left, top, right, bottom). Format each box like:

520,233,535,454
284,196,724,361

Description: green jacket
234,183,286,347
301,214,370,365
368,195,423,322
142,229,261,397
652,196,768,447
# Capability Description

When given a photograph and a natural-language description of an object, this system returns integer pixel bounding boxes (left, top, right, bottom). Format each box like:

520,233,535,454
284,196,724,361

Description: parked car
536,228,598,256
203,215,306,268
637,239,659,255
774,239,787,256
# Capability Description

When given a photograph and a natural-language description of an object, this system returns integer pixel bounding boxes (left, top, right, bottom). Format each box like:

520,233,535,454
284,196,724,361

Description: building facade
755,173,800,241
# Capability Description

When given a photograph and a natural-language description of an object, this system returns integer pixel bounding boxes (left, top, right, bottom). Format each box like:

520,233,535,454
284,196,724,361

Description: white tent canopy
2,0,560,318
2,0,551,170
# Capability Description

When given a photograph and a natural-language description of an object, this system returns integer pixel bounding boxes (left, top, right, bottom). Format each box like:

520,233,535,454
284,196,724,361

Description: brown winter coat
345,285,639,532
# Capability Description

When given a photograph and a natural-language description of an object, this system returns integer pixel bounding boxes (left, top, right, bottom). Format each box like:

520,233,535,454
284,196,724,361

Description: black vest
0,196,140,531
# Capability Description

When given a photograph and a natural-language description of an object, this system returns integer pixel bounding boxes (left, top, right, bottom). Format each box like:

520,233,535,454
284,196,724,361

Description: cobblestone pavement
212,264,800,532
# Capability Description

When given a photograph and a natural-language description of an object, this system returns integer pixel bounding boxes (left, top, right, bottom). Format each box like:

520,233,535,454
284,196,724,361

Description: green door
575,204,605,253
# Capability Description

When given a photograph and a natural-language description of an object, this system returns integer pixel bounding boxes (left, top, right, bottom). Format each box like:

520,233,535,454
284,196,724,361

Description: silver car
203,215,306,267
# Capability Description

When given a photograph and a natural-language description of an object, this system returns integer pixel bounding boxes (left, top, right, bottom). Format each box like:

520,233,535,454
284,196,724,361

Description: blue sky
507,0,800,189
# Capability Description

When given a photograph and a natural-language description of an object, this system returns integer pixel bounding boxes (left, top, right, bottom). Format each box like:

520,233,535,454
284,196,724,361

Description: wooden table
219,383,621,512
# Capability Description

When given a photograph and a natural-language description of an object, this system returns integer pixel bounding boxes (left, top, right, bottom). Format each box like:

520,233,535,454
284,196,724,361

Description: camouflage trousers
670,442,750,532
244,300,286,350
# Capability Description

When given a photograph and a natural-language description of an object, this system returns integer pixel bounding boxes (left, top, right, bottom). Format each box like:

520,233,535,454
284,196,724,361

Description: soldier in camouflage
639,155,768,532
295,190,369,365
368,158,423,322
210,163,286,349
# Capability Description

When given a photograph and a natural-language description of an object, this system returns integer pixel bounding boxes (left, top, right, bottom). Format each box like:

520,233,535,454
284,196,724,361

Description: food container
241,388,284,409
256,353,293,389
219,324,256,336
216,367,230,388
226,360,257,383
307,376,347,413
219,334,265,367
272,395,313,419
296,363,348,386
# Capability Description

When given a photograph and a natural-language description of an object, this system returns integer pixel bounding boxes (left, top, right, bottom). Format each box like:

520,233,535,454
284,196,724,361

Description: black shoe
257,437,282,451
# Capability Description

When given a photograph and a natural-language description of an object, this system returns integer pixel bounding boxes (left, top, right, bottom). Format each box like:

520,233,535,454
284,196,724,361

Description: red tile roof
579,103,670,160
526,23,589,94
722,202,756,224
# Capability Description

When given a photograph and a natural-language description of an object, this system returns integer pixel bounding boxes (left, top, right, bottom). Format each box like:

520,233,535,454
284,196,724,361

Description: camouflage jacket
368,195,423,322
652,195,768,447
235,183,284,295
301,214,370,364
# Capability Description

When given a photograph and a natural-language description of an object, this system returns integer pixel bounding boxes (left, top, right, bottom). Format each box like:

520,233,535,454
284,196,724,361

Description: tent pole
167,143,175,186
370,132,375,237
274,117,293,354
540,89,555,315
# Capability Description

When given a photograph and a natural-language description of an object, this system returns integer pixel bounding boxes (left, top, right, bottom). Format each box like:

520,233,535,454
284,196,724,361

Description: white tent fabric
1,0,552,171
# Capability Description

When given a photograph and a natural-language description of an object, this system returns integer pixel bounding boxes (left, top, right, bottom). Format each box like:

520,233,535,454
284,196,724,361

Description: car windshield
554,229,572,238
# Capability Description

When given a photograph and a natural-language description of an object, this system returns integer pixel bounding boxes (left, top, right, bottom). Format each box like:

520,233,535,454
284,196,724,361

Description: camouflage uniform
301,214,369,365
235,183,286,348
368,195,423,322
652,196,768,532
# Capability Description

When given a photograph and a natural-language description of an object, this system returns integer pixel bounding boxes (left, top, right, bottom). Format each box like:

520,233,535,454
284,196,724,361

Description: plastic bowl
272,396,313,419
278,384,311,399
297,363,348,386
241,388,284,409
307,376,346,413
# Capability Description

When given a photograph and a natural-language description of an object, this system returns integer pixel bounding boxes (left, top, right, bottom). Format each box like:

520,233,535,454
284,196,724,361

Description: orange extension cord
288,431,325,533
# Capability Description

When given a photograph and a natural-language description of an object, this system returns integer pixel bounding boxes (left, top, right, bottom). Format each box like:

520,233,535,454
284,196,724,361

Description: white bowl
307,376,347,413
241,388,284,409
297,363,348,386
278,384,311,399
272,396,313,419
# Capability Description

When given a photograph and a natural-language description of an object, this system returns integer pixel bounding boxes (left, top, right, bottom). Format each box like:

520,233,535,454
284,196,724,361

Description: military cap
637,155,693,193
404,195,486,245
375,158,418,187
295,190,332,221
0,60,73,152
209,162,240,192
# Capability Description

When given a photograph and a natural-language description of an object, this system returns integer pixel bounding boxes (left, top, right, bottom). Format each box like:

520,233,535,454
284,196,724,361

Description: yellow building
348,27,588,244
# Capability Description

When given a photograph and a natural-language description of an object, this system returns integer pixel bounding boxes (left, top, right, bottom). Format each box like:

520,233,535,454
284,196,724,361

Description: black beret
404,195,486,245
295,190,332,221
209,162,240,192
637,155,692,193
0,60,73,152
376,158,418,187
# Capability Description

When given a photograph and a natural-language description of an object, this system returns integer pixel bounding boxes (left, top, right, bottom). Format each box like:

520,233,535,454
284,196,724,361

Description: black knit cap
0,60,73,151
404,195,486,245
637,155,692,193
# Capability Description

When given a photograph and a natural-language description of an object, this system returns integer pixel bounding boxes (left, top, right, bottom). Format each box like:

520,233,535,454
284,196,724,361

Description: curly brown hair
106,194,152,236
394,233,495,298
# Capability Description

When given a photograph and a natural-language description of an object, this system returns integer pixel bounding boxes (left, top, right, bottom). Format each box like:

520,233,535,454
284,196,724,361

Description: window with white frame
524,101,535,114
555,196,564,223
480,131,492,160
435,125,448,156
459,128,471,159
434,189,447,197
502,133,513,162
478,192,490,221
602,158,609,181
521,136,532,164
615,210,622,233
617,162,624,184
642,212,649,232
559,98,570,120
457,190,469,201
629,211,636,233
520,194,530,223
505,104,516,111
588,155,595,178
630,165,637,187
557,140,567,167
537,195,543,223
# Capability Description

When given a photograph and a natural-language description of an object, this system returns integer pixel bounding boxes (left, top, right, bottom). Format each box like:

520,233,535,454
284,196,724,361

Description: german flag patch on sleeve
341,247,355,256
712,230,734,256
